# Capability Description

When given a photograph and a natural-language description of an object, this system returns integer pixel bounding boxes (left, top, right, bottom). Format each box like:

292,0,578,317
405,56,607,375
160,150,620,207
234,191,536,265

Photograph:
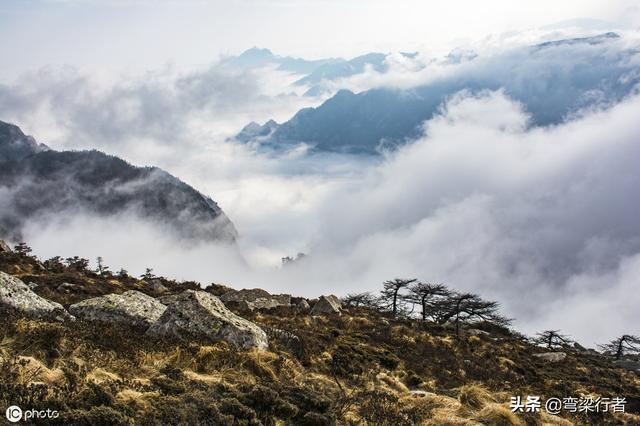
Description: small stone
533,352,567,362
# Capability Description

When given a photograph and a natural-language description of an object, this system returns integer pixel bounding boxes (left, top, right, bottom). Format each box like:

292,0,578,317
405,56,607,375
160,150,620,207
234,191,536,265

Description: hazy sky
1,0,638,80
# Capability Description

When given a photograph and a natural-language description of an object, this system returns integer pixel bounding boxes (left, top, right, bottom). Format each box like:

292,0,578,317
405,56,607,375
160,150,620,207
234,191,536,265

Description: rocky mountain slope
0,120,237,244
1,241,638,425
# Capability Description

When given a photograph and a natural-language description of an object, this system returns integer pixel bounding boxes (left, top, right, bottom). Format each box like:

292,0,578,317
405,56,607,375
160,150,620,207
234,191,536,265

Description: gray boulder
57,282,81,294
221,288,270,302
220,288,292,311
0,240,11,253
467,329,491,337
147,290,268,350
310,295,342,315
69,290,166,330
533,352,567,362
0,271,73,321
326,294,342,308
157,293,182,305
296,299,311,310
147,279,168,294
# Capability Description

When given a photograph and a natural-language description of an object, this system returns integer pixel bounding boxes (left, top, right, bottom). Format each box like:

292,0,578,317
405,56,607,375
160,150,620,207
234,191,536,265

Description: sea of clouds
1,28,640,346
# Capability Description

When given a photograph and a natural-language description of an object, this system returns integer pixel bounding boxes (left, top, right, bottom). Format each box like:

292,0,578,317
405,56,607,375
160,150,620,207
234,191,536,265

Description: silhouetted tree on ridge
599,335,640,359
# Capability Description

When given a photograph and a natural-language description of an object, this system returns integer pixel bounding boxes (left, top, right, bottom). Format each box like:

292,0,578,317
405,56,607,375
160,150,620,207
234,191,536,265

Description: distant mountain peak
534,32,620,49
0,121,49,162
238,47,275,58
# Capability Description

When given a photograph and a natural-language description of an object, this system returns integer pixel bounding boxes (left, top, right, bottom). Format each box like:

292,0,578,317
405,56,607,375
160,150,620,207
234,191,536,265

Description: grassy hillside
1,247,639,425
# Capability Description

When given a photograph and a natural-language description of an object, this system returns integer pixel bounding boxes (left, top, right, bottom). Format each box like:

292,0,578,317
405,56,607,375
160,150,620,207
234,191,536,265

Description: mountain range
236,32,640,154
0,121,237,244
225,47,402,96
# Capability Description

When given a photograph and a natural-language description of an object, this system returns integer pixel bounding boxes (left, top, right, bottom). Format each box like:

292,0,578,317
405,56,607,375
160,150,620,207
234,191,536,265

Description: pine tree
534,330,573,349
598,335,640,359
380,278,417,317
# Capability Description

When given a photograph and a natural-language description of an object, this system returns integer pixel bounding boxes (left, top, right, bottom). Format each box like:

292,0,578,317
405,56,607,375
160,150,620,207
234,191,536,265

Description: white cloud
13,89,640,347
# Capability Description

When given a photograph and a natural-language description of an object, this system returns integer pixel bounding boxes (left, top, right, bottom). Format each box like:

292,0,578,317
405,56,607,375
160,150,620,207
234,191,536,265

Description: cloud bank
13,89,640,346
2,30,640,346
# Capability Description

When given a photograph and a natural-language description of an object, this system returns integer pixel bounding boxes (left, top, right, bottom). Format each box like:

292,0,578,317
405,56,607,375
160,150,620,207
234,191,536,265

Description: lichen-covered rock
296,299,311,310
221,288,292,311
326,295,342,308
0,271,73,321
147,279,168,294
310,295,341,315
533,352,567,362
69,290,166,330
221,288,270,302
147,290,268,350
0,239,11,253
157,293,182,305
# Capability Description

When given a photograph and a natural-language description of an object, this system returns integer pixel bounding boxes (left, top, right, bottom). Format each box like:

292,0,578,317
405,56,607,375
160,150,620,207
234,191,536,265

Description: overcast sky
1,0,638,80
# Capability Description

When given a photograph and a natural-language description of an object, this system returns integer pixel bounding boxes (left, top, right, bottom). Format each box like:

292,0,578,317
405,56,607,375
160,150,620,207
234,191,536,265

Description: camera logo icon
6,405,22,423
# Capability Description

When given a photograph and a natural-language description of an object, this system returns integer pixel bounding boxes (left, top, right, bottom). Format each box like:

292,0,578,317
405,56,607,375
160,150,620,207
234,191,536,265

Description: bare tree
534,330,573,349
343,292,380,309
380,278,417,317
435,292,510,337
598,335,640,360
403,282,451,322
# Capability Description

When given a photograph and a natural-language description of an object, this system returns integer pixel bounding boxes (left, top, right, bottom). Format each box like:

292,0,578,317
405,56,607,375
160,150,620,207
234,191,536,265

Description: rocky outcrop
147,290,268,350
326,295,342,308
310,295,342,315
69,290,166,330
296,299,311,310
0,271,73,321
0,239,12,253
533,352,567,362
220,288,292,311
147,279,168,294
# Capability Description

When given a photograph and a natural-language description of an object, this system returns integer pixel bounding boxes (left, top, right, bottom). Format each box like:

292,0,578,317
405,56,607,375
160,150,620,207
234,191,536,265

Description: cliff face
0,120,237,244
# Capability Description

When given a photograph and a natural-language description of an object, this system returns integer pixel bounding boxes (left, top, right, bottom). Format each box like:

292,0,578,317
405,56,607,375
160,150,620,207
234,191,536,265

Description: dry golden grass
183,370,223,384
537,412,575,425
85,367,121,384
374,371,410,394
458,383,495,410
15,356,65,386
475,403,524,426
